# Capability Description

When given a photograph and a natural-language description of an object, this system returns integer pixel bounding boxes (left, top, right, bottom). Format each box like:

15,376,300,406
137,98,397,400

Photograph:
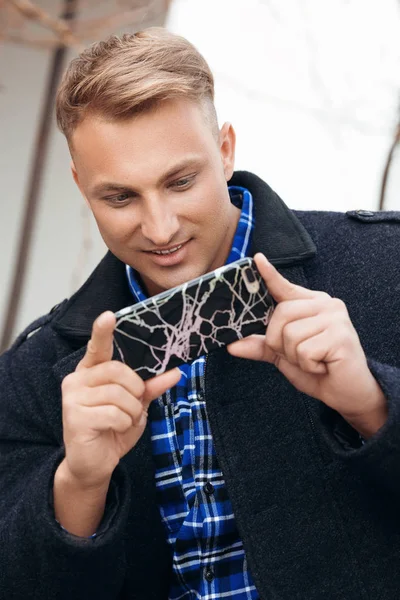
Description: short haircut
55,27,218,143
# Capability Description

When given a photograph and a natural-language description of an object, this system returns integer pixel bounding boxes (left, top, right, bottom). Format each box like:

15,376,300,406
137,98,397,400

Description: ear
219,122,236,181
71,160,90,208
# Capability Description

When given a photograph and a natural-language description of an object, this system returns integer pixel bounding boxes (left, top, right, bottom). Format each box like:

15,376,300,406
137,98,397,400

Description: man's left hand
227,253,388,438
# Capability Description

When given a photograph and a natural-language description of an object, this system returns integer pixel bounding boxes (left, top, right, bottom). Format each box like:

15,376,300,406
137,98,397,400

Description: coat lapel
229,170,316,265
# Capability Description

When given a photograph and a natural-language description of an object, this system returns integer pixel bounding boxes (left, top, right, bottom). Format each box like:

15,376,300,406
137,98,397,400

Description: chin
158,265,205,291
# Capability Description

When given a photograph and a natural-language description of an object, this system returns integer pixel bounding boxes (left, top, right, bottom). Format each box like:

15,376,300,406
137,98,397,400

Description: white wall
1,0,399,342
0,36,107,338
167,0,400,211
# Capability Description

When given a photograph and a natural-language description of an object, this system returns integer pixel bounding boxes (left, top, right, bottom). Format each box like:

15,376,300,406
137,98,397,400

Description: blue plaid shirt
126,187,259,599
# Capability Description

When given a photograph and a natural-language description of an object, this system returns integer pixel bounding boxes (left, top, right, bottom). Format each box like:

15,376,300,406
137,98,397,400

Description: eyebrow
91,182,135,197
90,156,203,197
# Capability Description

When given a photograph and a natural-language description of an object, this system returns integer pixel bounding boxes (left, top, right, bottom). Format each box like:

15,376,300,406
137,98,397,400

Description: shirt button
204,567,215,582
197,392,204,401
203,481,214,495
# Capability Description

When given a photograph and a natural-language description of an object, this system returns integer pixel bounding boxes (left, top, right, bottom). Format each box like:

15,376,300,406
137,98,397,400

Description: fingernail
96,312,112,328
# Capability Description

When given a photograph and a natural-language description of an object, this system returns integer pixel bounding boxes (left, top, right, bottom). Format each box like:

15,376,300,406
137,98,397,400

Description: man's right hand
54,310,181,536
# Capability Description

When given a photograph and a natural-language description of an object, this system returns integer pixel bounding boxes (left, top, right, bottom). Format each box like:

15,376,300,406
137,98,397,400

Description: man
0,27,399,600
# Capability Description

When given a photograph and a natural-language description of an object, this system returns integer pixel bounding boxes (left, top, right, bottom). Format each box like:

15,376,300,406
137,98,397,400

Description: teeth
152,244,183,256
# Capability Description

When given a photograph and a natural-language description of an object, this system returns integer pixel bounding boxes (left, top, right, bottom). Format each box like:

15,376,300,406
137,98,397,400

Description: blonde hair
56,27,217,142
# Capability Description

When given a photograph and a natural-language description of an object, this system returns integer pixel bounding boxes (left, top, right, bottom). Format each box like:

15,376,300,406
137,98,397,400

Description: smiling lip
145,240,190,266
147,242,185,255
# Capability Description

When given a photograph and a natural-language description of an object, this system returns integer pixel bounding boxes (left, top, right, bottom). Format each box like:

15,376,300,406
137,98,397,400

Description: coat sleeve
320,358,400,498
0,326,131,600
297,210,400,499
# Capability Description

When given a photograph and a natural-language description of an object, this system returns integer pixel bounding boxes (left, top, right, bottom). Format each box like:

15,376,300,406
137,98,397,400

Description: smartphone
113,257,274,380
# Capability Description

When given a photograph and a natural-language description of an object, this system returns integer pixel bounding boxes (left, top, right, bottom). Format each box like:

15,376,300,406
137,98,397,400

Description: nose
141,195,180,247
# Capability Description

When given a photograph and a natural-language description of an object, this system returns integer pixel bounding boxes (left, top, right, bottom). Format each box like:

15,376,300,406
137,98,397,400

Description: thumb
254,253,314,303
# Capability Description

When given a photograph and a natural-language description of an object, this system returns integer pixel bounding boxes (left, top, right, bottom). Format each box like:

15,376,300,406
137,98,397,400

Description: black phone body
114,257,274,380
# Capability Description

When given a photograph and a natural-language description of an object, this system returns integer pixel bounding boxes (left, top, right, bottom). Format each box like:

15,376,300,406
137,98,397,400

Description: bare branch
0,31,57,48
1,0,171,50
379,119,400,210
6,0,82,47
0,2,26,30
74,6,150,35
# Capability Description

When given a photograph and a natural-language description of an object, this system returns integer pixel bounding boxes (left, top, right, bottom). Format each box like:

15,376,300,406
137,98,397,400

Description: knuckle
108,360,124,375
109,407,132,431
107,360,128,381
316,291,331,301
265,333,279,352
297,342,309,361
130,402,143,423
285,283,298,297
311,293,331,310
107,383,122,403
331,297,347,312
274,302,289,320
341,326,356,346
61,373,75,393
107,405,121,422
86,339,97,355
283,321,296,341
134,376,146,398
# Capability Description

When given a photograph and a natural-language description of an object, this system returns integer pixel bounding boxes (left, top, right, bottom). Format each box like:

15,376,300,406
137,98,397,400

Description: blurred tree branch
379,114,400,211
0,0,171,50
6,0,81,47
379,0,400,210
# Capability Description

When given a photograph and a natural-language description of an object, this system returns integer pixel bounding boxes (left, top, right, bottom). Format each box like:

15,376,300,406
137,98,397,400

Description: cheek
198,195,232,228
92,207,138,244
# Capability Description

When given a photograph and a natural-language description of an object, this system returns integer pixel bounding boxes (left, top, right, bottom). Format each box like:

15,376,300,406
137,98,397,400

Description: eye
104,192,132,205
170,175,196,190
114,193,130,202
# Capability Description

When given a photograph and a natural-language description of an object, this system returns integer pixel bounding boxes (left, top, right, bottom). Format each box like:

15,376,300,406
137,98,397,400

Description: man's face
71,98,239,296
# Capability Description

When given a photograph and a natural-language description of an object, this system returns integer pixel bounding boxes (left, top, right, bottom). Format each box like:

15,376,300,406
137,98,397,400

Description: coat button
204,567,215,582
355,210,374,217
203,481,214,495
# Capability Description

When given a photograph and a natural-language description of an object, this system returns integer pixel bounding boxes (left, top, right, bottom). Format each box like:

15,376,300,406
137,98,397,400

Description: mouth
144,240,191,267
149,243,185,256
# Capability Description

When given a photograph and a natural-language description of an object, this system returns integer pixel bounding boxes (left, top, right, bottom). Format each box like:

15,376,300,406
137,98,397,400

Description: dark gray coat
1,171,400,600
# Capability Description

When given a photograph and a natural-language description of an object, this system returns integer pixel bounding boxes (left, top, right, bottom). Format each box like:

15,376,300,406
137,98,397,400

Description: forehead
71,98,217,180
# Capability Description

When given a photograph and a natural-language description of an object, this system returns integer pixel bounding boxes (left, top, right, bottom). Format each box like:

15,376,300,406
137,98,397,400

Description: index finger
77,311,116,371
254,253,315,303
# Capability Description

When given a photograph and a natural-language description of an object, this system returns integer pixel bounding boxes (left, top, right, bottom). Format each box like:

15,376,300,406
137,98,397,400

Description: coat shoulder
0,301,72,444
1,299,70,373
292,208,400,328
294,207,400,229
294,208,400,262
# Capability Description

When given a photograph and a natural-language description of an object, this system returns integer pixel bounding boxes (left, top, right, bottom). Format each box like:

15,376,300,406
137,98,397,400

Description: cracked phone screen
113,258,274,380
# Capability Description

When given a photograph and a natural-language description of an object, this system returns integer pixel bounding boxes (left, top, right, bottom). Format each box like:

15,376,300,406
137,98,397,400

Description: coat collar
52,170,316,342
230,171,316,263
